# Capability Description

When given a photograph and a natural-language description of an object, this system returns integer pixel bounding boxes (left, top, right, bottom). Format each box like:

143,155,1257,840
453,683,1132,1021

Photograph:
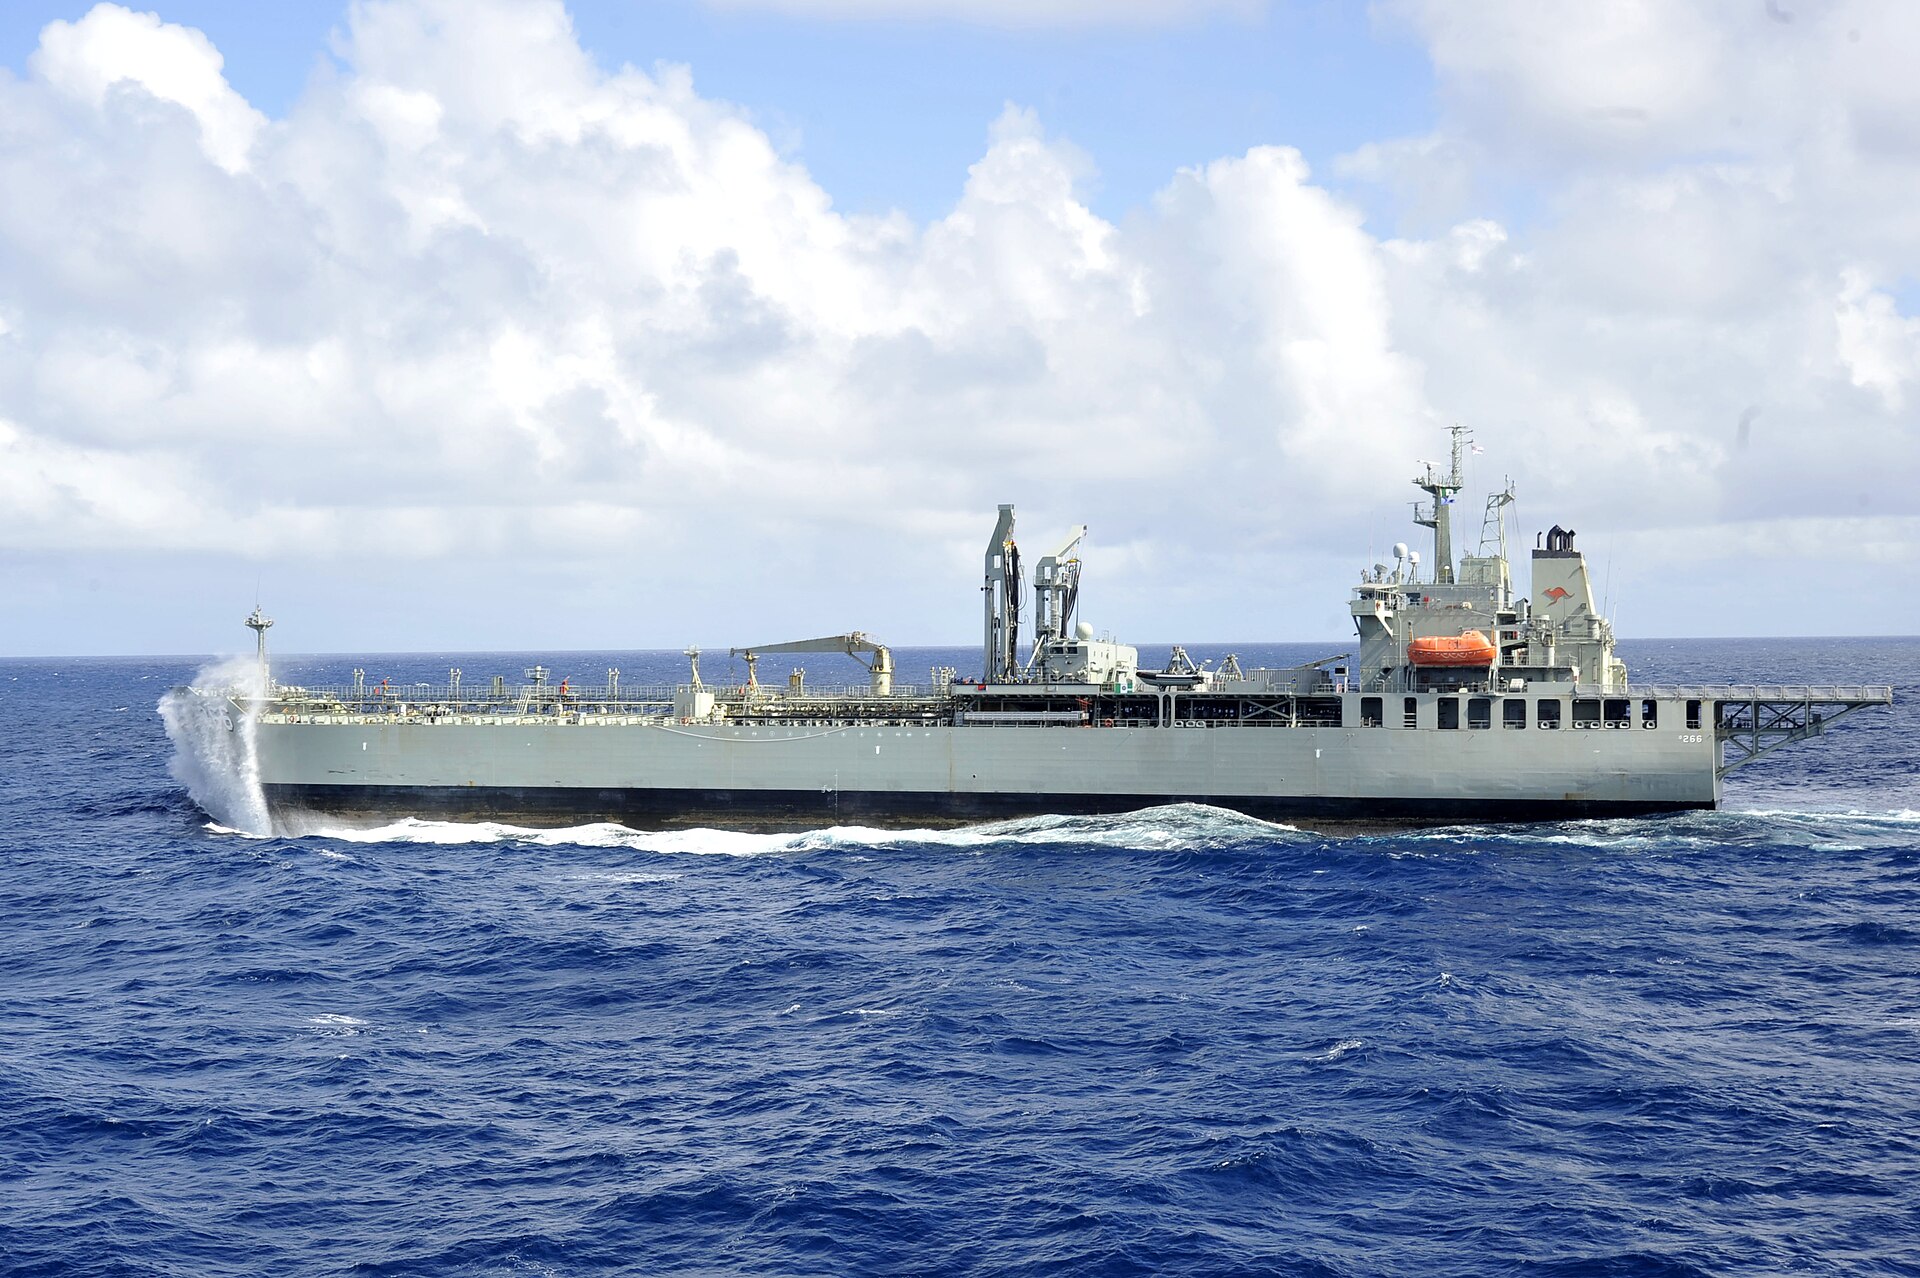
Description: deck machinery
197,431,1891,830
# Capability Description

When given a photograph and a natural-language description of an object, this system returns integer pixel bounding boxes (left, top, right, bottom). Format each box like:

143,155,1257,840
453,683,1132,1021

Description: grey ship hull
256,703,1720,831
263,781,1698,830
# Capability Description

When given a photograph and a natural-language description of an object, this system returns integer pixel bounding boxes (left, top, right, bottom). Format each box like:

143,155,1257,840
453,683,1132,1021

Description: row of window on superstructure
1358,696,1705,731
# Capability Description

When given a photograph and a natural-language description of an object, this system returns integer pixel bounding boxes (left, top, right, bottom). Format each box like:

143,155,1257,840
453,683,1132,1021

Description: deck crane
729,632,895,697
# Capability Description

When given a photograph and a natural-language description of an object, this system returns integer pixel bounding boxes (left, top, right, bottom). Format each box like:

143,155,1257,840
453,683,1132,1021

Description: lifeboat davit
1407,631,1497,668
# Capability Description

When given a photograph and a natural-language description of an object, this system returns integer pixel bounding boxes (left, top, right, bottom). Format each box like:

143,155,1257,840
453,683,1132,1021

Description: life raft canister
1407,630,1497,667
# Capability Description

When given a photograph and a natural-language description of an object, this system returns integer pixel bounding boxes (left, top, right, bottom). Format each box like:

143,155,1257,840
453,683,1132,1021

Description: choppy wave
1387,805,1920,855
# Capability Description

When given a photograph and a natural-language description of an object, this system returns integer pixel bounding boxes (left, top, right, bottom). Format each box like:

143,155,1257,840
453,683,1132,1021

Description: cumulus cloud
30,3,264,172
1356,0,1919,567
0,0,1913,653
1835,269,1920,409
0,0,1431,648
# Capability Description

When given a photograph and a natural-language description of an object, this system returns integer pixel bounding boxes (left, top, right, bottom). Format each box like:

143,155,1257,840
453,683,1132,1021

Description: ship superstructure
184,433,1891,830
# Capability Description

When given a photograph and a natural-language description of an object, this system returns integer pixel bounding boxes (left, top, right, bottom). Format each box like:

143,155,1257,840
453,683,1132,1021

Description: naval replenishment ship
188,429,1889,830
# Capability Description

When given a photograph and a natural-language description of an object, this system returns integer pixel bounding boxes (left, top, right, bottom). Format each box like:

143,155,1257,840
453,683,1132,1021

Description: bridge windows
1468,698,1493,729
1503,699,1527,729
1538,699,1562,730
1573,698,1602,729
1438,699,1460,730
1361,696,1383,727
1686,699,1703,730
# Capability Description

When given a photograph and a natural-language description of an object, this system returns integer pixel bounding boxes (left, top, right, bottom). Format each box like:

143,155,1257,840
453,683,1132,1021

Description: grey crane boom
730,633,895,696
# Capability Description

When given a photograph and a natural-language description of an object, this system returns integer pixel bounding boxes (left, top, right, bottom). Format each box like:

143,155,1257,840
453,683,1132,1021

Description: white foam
558,869,684,884
1316,1038,1364,1061
278,802,1301,856
877,802,1301,852
1733,806,1920,826
159,658,271,836
289,817,794,856
307,1013,369,1037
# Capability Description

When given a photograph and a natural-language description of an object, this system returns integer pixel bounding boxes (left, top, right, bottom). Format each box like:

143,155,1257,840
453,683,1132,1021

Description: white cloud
699,0,1263,27
0,0,1915,653
1352,0,1920,549
1835,269,1920,410
2,0,1422,646
1379,0,1751,159
30,2,264,172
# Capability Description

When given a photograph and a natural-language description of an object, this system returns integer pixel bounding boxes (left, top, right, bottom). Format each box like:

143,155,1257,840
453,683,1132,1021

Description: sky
1,0,1916,658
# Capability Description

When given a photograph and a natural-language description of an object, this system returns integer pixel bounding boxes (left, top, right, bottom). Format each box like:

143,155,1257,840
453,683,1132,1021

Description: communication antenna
1603,541,1615,621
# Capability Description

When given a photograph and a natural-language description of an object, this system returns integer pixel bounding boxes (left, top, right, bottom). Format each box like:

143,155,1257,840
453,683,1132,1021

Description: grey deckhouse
1351,425,1622,693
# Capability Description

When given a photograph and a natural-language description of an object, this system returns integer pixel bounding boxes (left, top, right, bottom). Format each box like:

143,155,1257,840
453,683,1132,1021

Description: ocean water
3,638,1918,1276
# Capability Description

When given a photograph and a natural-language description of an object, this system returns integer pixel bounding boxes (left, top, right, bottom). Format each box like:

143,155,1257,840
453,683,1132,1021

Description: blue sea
3,638,1918,1276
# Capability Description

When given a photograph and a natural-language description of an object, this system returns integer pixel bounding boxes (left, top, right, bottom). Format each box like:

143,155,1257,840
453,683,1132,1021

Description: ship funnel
1531,526,1596,620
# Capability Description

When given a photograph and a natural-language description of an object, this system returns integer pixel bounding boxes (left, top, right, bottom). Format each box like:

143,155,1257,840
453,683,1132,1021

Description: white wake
251,802,1301,856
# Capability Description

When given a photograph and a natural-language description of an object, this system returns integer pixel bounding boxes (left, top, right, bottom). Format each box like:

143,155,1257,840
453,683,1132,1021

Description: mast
1413,424,1469,585
245,606,274,691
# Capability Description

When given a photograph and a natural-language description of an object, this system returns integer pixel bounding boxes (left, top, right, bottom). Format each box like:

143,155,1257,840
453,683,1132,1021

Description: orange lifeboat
1407,631,1497,668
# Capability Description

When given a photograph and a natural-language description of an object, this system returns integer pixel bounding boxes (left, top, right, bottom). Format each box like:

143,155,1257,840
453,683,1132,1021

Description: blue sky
1,0,1436,223
0,1,1915,655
